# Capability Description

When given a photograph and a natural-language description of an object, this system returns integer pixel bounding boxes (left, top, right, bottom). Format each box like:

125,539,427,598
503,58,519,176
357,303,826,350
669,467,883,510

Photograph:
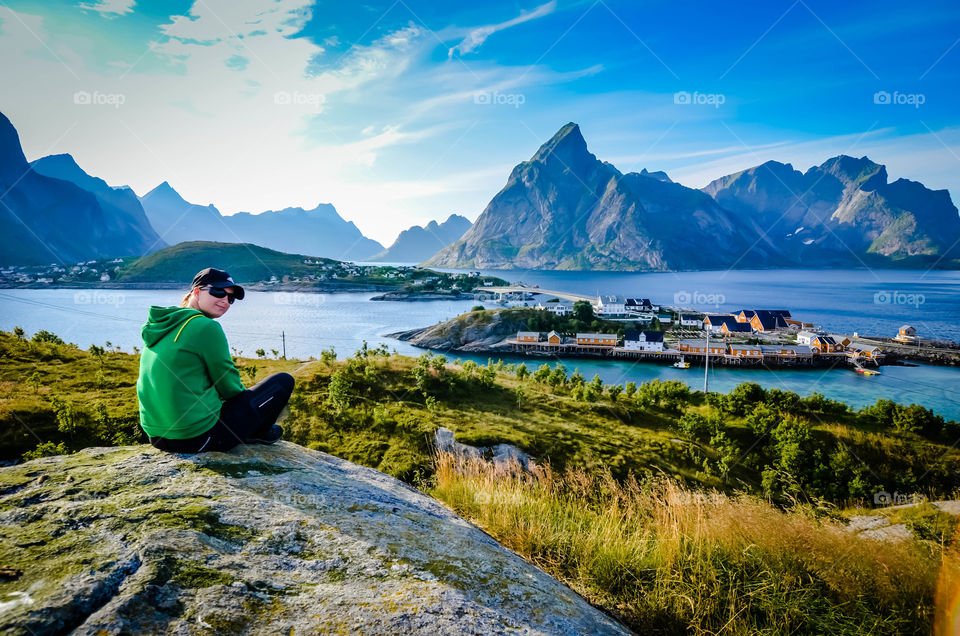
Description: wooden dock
500,340,868,368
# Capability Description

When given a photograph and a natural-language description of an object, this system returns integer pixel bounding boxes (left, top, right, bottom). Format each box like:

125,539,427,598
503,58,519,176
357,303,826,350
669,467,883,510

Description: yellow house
576,333,618,346
517,331,540,343
546,330,562,344
678,339,725,355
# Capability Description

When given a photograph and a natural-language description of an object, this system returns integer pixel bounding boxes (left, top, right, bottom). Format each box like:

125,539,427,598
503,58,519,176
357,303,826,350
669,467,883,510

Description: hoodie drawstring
174,314,203,342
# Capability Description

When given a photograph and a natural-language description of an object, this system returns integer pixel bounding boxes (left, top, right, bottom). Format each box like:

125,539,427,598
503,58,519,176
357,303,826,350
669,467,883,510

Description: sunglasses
204,286,239,303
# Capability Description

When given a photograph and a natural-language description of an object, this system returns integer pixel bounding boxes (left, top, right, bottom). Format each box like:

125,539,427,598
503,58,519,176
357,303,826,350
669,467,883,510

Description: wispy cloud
78,0,137,18
447,1,556,57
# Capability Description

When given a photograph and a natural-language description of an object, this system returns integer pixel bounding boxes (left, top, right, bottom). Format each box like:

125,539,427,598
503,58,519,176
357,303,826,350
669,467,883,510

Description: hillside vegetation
1,328,958,634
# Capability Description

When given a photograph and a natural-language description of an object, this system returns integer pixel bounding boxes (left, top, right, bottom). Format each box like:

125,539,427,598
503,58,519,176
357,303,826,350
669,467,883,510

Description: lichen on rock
0,443,629,635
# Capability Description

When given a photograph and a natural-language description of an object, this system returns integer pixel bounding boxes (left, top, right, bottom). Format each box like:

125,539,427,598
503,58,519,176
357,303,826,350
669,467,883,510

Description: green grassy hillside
115,240,337,282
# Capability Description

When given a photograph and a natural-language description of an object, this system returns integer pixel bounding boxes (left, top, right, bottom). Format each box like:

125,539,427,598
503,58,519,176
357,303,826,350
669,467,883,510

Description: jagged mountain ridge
369,214,472,262
426,122,960,270
702,155,960,264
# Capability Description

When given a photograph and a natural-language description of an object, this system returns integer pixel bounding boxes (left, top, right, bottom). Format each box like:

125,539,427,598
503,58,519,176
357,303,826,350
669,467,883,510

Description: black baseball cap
191,267,245,299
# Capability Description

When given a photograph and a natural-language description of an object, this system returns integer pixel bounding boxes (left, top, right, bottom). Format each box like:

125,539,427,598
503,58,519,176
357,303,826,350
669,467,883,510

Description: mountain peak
817,155,886,189
0,111,28,177
638,168,672,183
531,122,590,164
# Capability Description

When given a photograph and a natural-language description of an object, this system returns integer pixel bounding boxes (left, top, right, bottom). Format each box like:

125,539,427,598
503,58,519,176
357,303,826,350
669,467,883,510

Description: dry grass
430,452,943,635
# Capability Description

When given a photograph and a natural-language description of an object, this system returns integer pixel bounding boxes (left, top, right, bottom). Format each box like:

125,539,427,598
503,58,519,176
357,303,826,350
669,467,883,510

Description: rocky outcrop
0,443,627,635
435,428,532,470
388,310,524,351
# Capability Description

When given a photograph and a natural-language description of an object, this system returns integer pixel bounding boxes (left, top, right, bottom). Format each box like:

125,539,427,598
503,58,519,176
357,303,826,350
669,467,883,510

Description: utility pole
281,331,286,359
704,329,710,393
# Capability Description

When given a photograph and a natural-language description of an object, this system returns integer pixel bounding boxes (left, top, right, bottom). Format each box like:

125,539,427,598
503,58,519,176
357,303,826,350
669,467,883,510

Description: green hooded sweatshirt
137,306,245,439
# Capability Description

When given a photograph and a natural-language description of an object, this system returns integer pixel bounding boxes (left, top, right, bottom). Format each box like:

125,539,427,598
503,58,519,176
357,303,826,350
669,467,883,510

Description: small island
392,290,960,369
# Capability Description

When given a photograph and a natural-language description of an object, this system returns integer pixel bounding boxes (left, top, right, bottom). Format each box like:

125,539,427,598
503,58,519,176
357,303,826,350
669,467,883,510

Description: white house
595,295,627,316
624,329,664,352
893,325,918,343
679,314,701,328
536,299,574,316
796,330,818,345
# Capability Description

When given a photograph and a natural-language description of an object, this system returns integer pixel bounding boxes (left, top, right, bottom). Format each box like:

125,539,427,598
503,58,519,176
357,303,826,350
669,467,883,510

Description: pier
501,339,869,368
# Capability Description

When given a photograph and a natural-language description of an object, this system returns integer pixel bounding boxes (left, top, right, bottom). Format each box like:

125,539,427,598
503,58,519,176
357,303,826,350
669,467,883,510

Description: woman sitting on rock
137,267,294,453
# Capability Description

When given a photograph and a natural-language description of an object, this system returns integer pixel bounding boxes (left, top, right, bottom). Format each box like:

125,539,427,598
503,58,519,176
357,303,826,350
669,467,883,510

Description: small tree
533,363,551,383
89,344,106,369
326,371,351,413
573,300,594,323
516,363,529,380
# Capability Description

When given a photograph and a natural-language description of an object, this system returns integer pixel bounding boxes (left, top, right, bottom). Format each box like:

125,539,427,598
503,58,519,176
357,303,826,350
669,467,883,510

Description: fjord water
0,271,958,421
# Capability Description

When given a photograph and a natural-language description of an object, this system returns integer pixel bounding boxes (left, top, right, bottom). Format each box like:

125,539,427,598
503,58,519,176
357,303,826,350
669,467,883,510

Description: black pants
149,372,295,454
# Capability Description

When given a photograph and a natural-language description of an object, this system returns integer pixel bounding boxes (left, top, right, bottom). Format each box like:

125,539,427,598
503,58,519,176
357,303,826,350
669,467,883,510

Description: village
476,286,925,371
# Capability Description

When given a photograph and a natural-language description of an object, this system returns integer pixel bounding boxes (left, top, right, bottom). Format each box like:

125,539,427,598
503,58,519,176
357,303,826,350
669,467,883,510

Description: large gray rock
0,443,629,635
389,309,523,352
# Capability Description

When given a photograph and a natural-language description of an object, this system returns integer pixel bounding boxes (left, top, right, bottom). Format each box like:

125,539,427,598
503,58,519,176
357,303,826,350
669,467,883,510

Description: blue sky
1,0,958,244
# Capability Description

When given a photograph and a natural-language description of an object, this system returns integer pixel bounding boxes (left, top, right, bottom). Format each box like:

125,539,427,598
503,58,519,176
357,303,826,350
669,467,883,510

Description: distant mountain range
0,112,165,265
426,123,960,270
368,214,472,262
702,156,960,266
138,183,384,262
0,110,387,265
4,109,958,271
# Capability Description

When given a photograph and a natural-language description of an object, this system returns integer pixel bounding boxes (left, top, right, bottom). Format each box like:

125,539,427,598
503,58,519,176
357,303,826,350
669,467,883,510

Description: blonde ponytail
179,291,192,307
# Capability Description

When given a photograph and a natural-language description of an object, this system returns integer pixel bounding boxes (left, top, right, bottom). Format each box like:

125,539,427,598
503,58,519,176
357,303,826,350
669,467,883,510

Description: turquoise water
0,285,958,420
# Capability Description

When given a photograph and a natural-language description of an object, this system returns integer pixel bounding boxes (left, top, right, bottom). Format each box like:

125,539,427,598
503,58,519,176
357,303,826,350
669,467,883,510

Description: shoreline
389,328,960,369
0,281,467,298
